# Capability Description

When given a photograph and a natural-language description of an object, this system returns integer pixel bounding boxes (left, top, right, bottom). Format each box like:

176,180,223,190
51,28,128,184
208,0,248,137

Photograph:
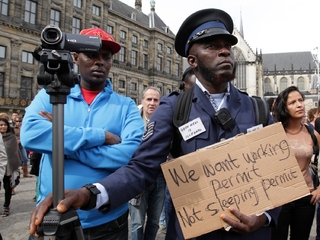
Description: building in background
0,0,182,114
262,52,318,108
0,0,319,115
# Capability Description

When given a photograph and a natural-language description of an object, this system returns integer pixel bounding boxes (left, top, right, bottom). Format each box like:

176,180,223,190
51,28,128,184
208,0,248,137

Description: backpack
170,86,269,158
305,124,319,189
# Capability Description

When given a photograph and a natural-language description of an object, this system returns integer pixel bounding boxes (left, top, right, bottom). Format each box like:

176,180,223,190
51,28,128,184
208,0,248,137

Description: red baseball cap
79,28,121,55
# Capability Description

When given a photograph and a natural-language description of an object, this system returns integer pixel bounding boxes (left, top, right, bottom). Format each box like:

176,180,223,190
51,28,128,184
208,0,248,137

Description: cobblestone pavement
0,169,317,240
0,169,165,240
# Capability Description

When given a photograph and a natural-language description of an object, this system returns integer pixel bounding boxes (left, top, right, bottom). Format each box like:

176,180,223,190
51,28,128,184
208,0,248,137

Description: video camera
40,25,101,53
31,25,102,240
34,25,102,88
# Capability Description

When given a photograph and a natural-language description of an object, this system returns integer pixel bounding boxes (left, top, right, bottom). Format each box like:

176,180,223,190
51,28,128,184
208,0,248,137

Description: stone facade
0,0,318,116
0,0,182,114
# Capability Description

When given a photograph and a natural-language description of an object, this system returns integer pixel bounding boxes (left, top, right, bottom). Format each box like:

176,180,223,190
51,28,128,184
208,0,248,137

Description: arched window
264,78,272,93
297,77,305,90
279,77,288,92
233,47,246,91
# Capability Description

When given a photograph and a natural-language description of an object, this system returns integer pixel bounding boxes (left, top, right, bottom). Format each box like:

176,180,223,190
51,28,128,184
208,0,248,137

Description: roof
110,0,175,35
262,52,316,72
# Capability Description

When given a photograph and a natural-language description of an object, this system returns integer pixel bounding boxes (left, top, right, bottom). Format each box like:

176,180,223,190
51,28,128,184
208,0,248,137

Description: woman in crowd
14,115,32,178
307,107,318,128
272,86,320,239
0,118,21,217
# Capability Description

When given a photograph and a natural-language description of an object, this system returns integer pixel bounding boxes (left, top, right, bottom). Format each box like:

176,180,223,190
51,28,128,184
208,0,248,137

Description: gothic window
279,77,288,92
234,50,246,90
264,78,272,93
297,77,305,90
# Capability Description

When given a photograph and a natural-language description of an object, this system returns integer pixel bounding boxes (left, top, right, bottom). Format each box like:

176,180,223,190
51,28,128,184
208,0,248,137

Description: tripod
35,49,85,240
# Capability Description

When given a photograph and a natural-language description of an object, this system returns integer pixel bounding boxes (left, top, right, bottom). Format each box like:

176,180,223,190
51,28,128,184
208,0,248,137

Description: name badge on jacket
179,117,206,141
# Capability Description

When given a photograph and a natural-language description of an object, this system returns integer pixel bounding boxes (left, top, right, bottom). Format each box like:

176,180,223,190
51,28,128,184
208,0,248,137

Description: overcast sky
120,0,320,57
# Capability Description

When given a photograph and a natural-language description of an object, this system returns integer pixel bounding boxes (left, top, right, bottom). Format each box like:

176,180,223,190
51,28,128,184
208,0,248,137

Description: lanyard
205,92,227,112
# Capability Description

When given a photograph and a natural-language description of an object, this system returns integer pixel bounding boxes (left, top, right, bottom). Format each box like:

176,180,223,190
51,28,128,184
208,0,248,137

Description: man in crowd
129,86,166,240
21,28,144,240
179,66,196,91
28,9,280,240
9,112,18,128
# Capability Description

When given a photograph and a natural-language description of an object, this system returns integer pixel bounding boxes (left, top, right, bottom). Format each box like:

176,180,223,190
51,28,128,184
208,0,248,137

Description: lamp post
311,47,320,102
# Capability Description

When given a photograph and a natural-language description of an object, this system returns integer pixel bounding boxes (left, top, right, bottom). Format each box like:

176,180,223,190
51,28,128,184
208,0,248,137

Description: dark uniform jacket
100,83,281,240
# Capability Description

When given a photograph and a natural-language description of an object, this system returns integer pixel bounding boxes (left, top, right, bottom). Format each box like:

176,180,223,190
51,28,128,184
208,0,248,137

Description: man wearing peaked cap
175,8,238,57
23,27,144,239
28,10,279,240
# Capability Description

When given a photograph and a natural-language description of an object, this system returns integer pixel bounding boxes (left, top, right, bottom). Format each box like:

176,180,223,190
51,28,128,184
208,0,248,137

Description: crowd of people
0,6,319,240
0,112,35,219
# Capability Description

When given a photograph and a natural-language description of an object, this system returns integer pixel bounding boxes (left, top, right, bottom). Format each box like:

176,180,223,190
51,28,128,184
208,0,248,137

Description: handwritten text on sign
161,123,309,239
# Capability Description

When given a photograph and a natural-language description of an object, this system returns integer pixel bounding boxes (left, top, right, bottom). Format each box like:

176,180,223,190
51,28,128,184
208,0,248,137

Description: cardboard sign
161,123,310,239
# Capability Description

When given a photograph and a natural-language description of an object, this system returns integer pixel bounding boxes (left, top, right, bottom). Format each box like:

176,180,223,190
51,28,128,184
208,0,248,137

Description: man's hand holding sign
161,123,310,239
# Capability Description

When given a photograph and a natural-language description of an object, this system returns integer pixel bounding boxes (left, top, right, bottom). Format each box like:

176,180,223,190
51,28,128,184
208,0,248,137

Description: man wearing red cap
28,9,280,240
22,28,144,239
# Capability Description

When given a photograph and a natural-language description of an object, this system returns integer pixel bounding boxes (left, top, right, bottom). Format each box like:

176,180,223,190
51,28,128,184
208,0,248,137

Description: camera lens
41,25,63,45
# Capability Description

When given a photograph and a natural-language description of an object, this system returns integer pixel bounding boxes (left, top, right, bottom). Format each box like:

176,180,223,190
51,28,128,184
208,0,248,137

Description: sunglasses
15,120,22,122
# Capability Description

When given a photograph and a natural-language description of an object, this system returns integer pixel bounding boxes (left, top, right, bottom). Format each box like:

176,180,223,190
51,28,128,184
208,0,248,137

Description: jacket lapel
193,84,217,120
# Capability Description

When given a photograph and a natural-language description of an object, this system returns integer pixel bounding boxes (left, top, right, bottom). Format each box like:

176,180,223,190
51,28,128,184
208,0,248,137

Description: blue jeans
159,204,166,225
20,147,28,166
272,195,315,240
129,174,166,240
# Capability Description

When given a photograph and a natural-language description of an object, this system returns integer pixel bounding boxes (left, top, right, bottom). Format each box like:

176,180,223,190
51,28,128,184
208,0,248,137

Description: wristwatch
80,184,101,210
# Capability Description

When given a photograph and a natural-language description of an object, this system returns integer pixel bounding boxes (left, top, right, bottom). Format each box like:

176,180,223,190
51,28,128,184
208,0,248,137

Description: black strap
305,124,319,165
250,96,269,127
170,86,194,158
305,124,319,188
172,86,194,128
